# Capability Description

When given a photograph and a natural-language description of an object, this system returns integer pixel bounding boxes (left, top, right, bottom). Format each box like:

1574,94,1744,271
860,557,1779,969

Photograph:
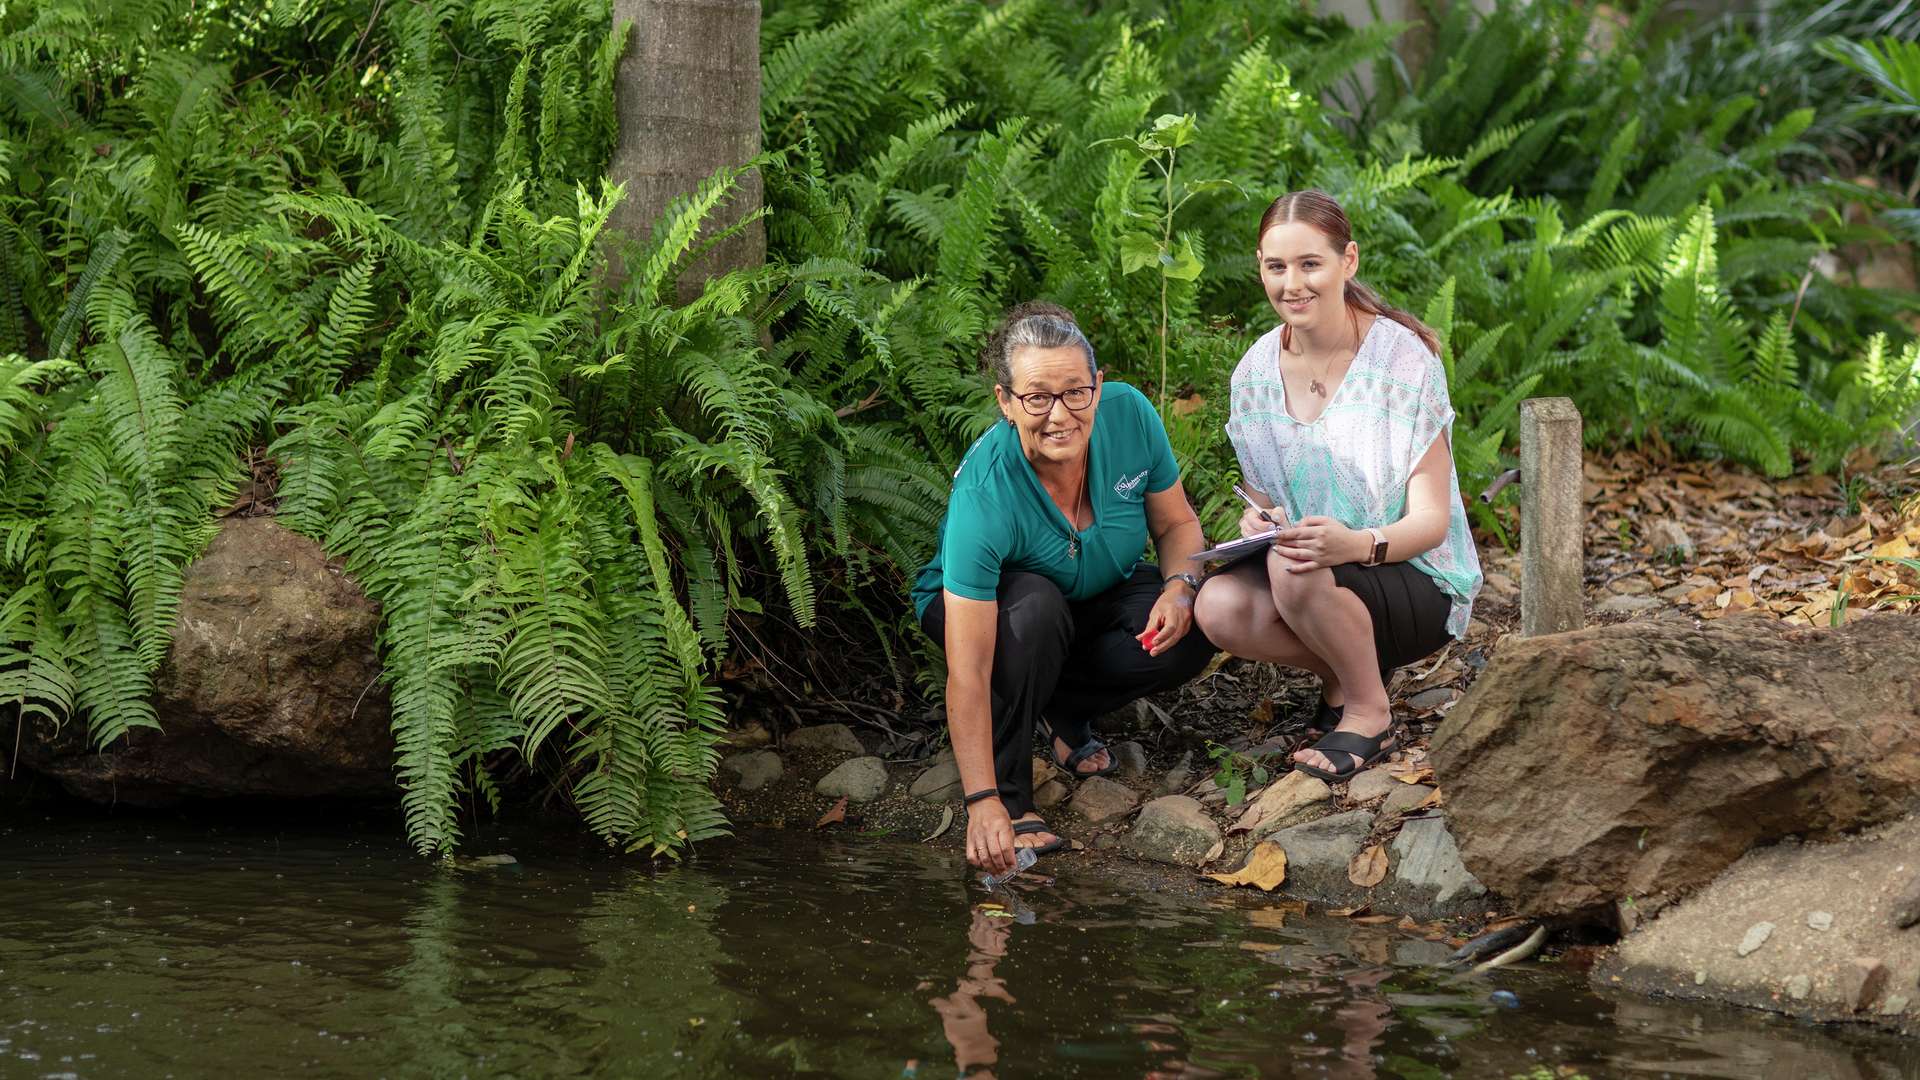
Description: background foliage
2,0,1915,854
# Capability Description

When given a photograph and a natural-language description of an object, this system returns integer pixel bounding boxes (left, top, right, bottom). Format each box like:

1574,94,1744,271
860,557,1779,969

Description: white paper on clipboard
1189,528,1278,564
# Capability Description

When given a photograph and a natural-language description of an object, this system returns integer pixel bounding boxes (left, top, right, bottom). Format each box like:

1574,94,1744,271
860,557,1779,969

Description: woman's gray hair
980,301,1097,388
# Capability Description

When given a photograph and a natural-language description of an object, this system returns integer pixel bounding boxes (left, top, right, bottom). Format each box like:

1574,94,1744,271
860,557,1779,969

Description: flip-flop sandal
1040,720,1118,780
1292,725,1400,784
1013,818,1068,856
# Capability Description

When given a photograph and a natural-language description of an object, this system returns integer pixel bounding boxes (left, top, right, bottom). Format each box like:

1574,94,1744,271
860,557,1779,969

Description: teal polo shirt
912,381,1181,619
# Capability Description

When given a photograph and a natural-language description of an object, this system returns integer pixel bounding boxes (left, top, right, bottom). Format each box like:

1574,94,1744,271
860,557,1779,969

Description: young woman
1194,190,1482,783
914,302,1216,874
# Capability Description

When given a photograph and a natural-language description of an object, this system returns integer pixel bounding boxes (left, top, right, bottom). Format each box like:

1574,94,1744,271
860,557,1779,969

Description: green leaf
1142,113,1197,151
1119,233,1163,275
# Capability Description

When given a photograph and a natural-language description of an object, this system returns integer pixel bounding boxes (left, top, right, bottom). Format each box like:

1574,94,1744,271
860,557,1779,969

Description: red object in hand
1137,628,1159,651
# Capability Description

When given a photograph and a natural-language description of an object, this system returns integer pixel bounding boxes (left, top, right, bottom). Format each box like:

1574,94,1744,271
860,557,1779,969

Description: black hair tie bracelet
963,788,999,807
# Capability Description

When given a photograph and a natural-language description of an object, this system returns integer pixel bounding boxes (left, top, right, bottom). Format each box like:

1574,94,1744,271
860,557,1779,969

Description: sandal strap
1306,728,1395,770
1012,819,1054,835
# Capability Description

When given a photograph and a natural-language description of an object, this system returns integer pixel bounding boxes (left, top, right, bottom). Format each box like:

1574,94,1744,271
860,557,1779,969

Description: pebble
1736,921,1774,957
1693,970,1707,985
1785,975,1811,1000
1880,994,1910,1017
1839,957,1888,1012
1489,990,1520,1009
1806,910,1833,932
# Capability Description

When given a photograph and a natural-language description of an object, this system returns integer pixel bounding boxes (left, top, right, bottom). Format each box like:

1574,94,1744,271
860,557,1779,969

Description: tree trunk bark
607,0,763,301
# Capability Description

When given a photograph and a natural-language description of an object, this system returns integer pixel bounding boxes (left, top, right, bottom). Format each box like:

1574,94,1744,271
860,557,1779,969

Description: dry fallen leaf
1350,914,1398,925
1205,841,1288,891
1327,904,1371,918
920,805,954,843
815,797,847,828
1348,844,1389,888
1202,840,1225,864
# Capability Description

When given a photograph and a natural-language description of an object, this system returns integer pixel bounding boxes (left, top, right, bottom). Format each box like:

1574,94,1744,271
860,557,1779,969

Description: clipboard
1189,528,1278,564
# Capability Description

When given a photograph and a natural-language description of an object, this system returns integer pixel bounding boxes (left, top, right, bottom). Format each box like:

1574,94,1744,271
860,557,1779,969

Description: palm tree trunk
607,0,763,300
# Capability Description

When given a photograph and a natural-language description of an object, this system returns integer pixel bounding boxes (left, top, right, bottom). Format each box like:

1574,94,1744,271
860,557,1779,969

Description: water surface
3,814,1915,1078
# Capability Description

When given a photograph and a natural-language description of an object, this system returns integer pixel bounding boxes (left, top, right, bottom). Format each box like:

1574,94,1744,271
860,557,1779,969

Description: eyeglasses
1007,385,1096,416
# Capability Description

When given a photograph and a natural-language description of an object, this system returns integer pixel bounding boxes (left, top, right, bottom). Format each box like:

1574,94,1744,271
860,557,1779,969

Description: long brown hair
1257,190,1440,356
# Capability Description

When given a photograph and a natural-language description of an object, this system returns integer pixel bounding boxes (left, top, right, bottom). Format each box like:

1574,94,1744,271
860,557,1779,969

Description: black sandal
1292,725,1399,783
1013,818,1068,856
1040,719,1118,779
1308,699,1342,734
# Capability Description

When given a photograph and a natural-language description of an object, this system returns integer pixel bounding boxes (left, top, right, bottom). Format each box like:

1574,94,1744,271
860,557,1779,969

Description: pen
1232,483,1277,526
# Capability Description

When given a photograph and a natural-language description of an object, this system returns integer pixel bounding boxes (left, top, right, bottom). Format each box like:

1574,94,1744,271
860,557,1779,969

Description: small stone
1091,832,1118,851
1388,815,1487,908
1345,768,1398,804
785,723,865,757
1241,771,1334,836
1596,594,1663,616
908,760,961,802
1785,975,1811,1000
1381,783,1436,817
720,750,783,791
1647,519,1694,560
1659,584,1696,601
1032,779,1068,810
1880,994,1910,1016
1121,795,1223,866
1839,957,1889,1012
1693,970,1707,986
1262,810,1374,894
1071,776,1140,823
1616,899,1642,936
1112,740,1149,779
1031,756,1059,787
1891,873,1920,929
814,756,889,801
1806,910,1833,932
1158,751,1193,795
1405,687,1458,712
722,720,772,749
1736,921,1774,957
1483,571,1517,599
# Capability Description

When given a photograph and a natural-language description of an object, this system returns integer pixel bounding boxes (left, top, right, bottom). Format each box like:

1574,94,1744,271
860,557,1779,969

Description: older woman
1195,190,1483,784
914,302,1216,874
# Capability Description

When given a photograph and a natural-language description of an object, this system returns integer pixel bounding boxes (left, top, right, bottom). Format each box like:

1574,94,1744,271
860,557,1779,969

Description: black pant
918,565,1217,817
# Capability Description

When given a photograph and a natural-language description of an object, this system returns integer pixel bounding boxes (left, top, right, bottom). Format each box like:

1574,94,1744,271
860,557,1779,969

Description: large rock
1595,815,1920,1034
814,756,890,801
1432,615,1920,920
20,517,393,804
1122,796,1221,866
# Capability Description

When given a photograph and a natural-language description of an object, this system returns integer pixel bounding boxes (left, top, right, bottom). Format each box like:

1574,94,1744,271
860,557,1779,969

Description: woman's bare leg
1193,560,1340,699
1259,551,1392,772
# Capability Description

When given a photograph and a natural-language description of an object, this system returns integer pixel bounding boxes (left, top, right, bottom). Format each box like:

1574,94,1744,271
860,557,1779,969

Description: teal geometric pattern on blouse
1225,317,1484,638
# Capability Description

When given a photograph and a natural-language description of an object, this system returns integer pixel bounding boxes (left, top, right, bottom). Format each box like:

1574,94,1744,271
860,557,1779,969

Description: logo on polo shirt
1114,469,1150,501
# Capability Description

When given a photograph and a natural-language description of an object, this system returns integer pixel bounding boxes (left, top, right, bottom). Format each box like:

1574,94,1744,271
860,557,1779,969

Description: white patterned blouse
1223,316,1483,638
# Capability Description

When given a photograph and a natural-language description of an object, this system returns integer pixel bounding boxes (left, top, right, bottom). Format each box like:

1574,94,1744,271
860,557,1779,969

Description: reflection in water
2,816,1918,1079
929,905,1015,1077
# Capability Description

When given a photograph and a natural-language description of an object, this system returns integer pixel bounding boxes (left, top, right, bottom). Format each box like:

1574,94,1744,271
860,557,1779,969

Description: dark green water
3,815,1915,1079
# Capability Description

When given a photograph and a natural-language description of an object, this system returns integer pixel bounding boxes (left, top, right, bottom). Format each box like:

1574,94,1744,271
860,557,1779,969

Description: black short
1223,557,1454,674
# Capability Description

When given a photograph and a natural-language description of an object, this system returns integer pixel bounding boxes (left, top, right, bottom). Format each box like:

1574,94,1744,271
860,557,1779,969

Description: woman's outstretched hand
966,798,1017,875
1271,516,1367,571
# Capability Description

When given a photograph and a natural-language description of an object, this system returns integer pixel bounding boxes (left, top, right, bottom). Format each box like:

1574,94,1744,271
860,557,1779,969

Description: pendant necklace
1065,466,1088,559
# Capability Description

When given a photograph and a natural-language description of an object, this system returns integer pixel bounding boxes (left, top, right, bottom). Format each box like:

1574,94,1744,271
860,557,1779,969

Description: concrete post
1519,397,1584,637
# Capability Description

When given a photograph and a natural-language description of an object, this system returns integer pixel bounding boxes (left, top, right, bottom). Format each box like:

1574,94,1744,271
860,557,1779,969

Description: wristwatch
1164,571,1201,594
1364,528,1389,566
